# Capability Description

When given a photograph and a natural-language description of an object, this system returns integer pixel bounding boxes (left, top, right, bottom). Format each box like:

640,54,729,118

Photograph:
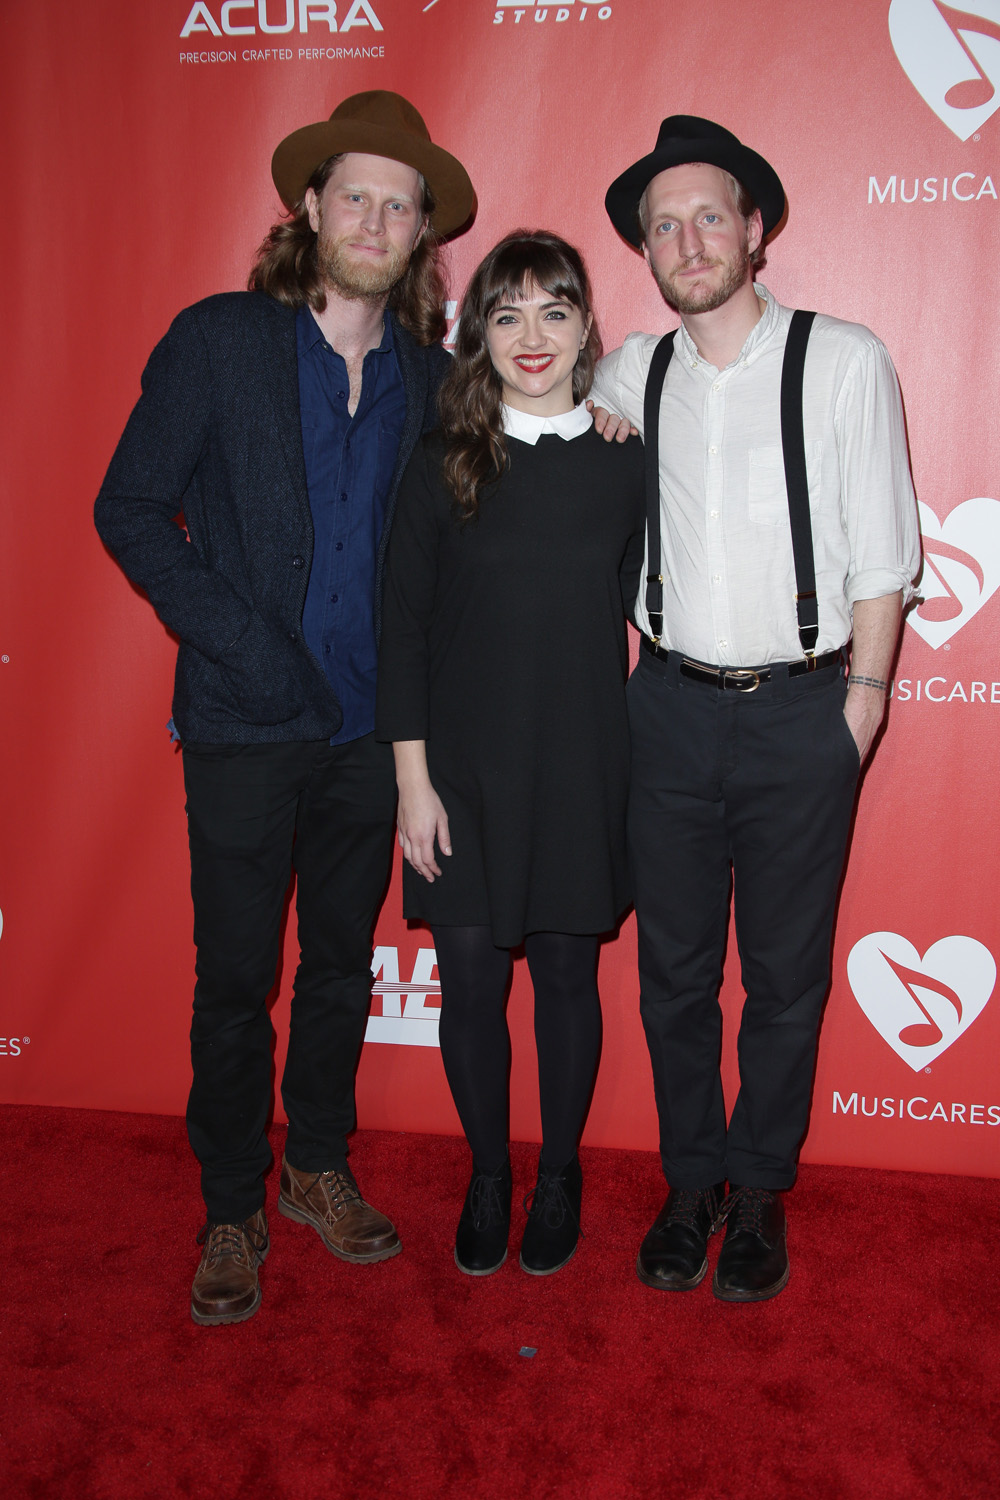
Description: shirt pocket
298,404,327,477
747,441,823,526
376,407,407,499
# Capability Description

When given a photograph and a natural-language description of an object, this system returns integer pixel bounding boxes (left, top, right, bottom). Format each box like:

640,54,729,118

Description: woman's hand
393,740,452,883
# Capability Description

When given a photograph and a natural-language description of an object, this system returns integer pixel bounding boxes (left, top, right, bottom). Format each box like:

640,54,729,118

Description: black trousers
181,735,397,1222
627,650,860,1190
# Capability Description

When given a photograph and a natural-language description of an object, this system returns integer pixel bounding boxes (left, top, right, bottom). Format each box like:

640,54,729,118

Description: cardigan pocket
215,613,307,725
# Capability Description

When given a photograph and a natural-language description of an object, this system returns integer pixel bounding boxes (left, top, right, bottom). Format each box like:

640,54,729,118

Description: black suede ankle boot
454,1157,512,1275
519,1155,582,1275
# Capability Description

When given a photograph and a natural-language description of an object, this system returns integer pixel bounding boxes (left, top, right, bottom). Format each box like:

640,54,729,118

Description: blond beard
654,238,752,315
317,231,411,303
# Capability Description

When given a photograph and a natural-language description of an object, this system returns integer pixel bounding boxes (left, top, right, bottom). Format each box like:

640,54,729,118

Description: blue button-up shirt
297,306,406,744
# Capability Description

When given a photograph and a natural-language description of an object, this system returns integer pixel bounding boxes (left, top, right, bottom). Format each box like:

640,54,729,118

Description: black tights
432,926,602,1174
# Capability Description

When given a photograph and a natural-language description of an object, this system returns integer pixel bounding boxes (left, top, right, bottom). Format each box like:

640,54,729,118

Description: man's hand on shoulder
586,399,638,444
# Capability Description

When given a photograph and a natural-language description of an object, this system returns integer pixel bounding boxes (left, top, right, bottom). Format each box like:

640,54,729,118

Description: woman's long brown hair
438,230,603,519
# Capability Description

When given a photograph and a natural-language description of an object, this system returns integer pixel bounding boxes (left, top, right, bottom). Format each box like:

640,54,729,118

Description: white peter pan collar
501,401,593,444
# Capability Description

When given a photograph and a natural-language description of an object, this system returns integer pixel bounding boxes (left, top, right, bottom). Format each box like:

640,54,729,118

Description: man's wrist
847,673,888,693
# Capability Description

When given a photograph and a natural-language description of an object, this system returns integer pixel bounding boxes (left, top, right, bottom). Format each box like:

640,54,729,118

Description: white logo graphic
889,0,1000,140
906,497,1000,648
180,1,382,37
847,932,995,1070
365,946,440,1048
491,2,614,23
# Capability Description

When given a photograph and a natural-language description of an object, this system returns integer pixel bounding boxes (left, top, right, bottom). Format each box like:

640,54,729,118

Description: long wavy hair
248,153,448,346
438,230,603,520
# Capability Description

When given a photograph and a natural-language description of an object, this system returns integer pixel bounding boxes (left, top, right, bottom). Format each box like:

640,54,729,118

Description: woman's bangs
482,246,586,320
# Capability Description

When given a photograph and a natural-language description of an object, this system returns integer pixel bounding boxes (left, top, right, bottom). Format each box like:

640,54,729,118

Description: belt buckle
723,669,760,693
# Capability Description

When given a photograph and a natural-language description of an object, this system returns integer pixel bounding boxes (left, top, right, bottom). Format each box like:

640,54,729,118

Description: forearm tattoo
848,673,888,692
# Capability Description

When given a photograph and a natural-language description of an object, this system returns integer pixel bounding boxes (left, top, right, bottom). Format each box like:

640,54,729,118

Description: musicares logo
847,932,995,1070
366,945,441,1048
889,0,1000,139
906,497,1000,648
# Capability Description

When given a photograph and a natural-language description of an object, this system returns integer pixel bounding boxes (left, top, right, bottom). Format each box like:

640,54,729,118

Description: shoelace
523,1170,584,1236
196,1218,267,1265
304,1169,361,1220
468,1167,508,1232
716,1187,776,1238
663,1186,720,1232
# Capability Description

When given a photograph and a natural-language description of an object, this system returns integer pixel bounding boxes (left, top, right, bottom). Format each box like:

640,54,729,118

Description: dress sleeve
375,437,444,742
618,436,647,621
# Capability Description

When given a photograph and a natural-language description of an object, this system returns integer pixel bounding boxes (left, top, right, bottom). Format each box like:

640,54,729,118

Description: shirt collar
677,283,781,372
501,401,593,445
296,305,394,357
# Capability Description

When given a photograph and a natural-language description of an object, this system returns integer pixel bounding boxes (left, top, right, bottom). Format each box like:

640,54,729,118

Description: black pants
182,735,396,1222
627,651,860,1190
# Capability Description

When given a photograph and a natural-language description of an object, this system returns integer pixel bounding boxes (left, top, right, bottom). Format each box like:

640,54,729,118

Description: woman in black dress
376,231,643,1276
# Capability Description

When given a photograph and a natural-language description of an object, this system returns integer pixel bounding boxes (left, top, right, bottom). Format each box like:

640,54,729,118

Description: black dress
376,424,645,948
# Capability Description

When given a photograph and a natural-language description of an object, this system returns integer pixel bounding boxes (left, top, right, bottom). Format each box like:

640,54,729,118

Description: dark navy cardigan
95,291,450,743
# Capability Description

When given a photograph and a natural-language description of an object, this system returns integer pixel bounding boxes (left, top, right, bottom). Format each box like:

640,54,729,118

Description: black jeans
182,735,396,1222
627,651,860,1190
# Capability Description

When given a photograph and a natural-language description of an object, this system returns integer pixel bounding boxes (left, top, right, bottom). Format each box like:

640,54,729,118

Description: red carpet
3,1104,997,1499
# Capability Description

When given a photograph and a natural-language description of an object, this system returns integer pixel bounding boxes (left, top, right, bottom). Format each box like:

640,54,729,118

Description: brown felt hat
271,90,475,237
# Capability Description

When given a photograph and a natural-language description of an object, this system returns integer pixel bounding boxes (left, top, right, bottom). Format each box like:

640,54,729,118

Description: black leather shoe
712,1186,789,1302
636,1182,726,1290
519,1155,582,1275
455,1158,512,1275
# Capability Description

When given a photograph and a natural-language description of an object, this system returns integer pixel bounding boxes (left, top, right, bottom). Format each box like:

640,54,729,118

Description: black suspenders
780,310,819,656
642,332,676,645
642,308,818,658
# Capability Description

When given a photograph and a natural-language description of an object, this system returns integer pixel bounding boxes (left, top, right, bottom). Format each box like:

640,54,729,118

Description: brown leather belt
641,637,842,693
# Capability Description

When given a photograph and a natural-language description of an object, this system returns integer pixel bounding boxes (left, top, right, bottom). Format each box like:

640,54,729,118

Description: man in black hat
593,117,919,1300
95,92,474,1325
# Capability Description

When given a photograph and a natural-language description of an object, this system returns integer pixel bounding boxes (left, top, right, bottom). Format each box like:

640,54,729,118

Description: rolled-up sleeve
837,336,921,606
375,439,441,743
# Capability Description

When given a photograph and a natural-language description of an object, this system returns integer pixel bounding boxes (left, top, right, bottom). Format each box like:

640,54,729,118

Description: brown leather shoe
190,1210,269,1326
278,1156,401,1263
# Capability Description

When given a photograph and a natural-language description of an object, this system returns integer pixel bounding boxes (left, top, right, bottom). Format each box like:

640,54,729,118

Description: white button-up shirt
590,286,920,666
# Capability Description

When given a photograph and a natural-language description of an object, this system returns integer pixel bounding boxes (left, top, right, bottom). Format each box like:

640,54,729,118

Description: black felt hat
605,115,785,247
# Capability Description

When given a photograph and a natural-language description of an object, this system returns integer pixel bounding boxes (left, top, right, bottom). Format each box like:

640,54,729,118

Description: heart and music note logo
847,933,995,1070
889,0,1000,140
906,497,1000,648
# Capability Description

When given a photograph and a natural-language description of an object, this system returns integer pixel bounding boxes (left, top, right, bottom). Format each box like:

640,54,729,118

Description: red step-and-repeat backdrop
2,0,998,1178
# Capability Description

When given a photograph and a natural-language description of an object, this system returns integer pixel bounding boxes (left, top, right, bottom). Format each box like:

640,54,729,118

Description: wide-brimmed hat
605,115,785,247
271,90,475,236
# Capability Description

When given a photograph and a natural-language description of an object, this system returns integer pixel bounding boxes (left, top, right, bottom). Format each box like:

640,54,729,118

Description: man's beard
317,232,411,302
654,238,751,315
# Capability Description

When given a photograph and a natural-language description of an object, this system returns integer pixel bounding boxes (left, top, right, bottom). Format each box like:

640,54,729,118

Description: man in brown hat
95,92,474,1325
593,117,919,1301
